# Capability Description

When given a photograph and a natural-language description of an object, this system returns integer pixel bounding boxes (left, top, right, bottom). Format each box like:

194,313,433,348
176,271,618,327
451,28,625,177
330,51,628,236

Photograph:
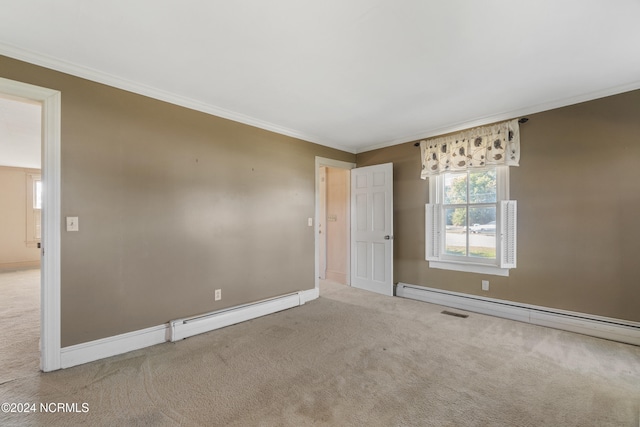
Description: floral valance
420,119,520,179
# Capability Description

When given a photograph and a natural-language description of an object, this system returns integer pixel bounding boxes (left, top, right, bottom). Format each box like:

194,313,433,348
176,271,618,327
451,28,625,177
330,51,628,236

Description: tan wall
357,89,640,323
0,55,355,346
0,166,41,269
325,167,349,284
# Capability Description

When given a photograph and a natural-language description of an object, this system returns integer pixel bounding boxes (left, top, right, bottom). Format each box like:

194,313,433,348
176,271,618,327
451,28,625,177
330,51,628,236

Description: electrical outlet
214,289,222,301
481,280,489,291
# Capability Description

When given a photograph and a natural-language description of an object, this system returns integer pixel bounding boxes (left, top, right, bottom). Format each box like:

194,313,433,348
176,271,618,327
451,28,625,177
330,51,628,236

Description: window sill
429,260,510,277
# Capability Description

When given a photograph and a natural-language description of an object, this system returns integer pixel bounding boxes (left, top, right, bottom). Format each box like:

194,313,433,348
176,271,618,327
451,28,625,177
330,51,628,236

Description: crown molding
0,42,356,154
4,42,639,156
356,79,640,154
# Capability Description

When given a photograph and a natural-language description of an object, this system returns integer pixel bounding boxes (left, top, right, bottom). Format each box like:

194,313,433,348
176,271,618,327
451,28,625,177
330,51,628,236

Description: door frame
314,157,356,291
0,77,61,372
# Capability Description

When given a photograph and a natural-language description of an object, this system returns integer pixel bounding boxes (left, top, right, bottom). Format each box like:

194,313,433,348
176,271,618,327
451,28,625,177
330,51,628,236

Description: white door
350,163,393,296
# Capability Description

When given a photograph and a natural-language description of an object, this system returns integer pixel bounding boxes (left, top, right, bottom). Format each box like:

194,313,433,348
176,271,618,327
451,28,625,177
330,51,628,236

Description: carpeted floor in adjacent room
1,270,639,426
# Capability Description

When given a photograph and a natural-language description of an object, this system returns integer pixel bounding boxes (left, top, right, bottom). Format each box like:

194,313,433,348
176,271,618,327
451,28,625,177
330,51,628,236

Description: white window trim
428,259,511,276
426,166,516,277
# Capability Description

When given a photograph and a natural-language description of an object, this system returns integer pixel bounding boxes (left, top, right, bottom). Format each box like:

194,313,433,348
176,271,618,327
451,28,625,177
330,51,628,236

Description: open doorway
1,77,61,372
315,157,356,291
319,166,350,284
0,94,42,379
316,158,395,296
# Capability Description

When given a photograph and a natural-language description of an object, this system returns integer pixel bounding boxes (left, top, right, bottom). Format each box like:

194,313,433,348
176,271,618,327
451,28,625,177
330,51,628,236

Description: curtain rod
413,118,529,147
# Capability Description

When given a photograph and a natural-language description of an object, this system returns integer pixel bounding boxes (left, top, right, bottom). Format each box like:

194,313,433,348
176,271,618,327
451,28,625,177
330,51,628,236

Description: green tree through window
442,168,497,259
445,169,496,226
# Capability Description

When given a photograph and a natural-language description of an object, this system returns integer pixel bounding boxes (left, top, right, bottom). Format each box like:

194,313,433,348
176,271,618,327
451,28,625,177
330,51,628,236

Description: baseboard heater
170,291,305,342
396,282,640,346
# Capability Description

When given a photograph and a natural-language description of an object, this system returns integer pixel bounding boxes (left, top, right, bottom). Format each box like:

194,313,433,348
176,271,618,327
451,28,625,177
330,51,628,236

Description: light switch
66,216,79,232
308,218,313,227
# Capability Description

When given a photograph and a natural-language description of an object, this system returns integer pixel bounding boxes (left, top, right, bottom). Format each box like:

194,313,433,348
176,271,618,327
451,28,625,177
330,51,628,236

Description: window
26,173,42,247
426,166,516,276
34,178,42,210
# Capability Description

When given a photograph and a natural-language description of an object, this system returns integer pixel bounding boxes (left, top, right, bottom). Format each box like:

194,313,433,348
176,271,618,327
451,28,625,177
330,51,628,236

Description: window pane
35,210,41,240
469,206,496,259
445,207,467,256
469,169,496,204
444,172,467,204
34,180,42,209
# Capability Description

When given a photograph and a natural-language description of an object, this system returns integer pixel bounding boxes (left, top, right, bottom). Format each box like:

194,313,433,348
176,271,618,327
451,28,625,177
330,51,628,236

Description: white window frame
426,166,516,277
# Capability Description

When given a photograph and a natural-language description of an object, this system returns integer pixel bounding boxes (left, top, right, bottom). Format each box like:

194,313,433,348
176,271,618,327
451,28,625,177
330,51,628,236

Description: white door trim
314,157,356,291
0,77,61,372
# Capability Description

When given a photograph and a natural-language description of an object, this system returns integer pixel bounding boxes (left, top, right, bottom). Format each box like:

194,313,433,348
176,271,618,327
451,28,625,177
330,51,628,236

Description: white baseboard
396,282,640,346
60,324,168,369
60,288,320,368
299,287,319,304
0,260,40,271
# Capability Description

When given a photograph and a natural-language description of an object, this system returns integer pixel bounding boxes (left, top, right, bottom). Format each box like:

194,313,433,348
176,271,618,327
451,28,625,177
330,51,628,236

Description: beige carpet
0,269,40,385
1,272,639,426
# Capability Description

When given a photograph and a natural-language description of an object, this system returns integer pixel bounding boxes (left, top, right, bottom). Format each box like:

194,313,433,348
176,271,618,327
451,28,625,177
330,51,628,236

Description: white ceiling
1,0,640,154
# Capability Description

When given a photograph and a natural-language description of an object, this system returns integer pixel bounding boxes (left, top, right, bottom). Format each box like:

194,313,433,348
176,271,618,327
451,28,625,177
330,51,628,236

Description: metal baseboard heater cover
170,292,307,342
57,288,319,369
396,282,640,346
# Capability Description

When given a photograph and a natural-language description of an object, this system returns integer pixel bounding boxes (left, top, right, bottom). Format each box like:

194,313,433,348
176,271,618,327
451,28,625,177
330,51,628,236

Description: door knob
384,235,393,240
